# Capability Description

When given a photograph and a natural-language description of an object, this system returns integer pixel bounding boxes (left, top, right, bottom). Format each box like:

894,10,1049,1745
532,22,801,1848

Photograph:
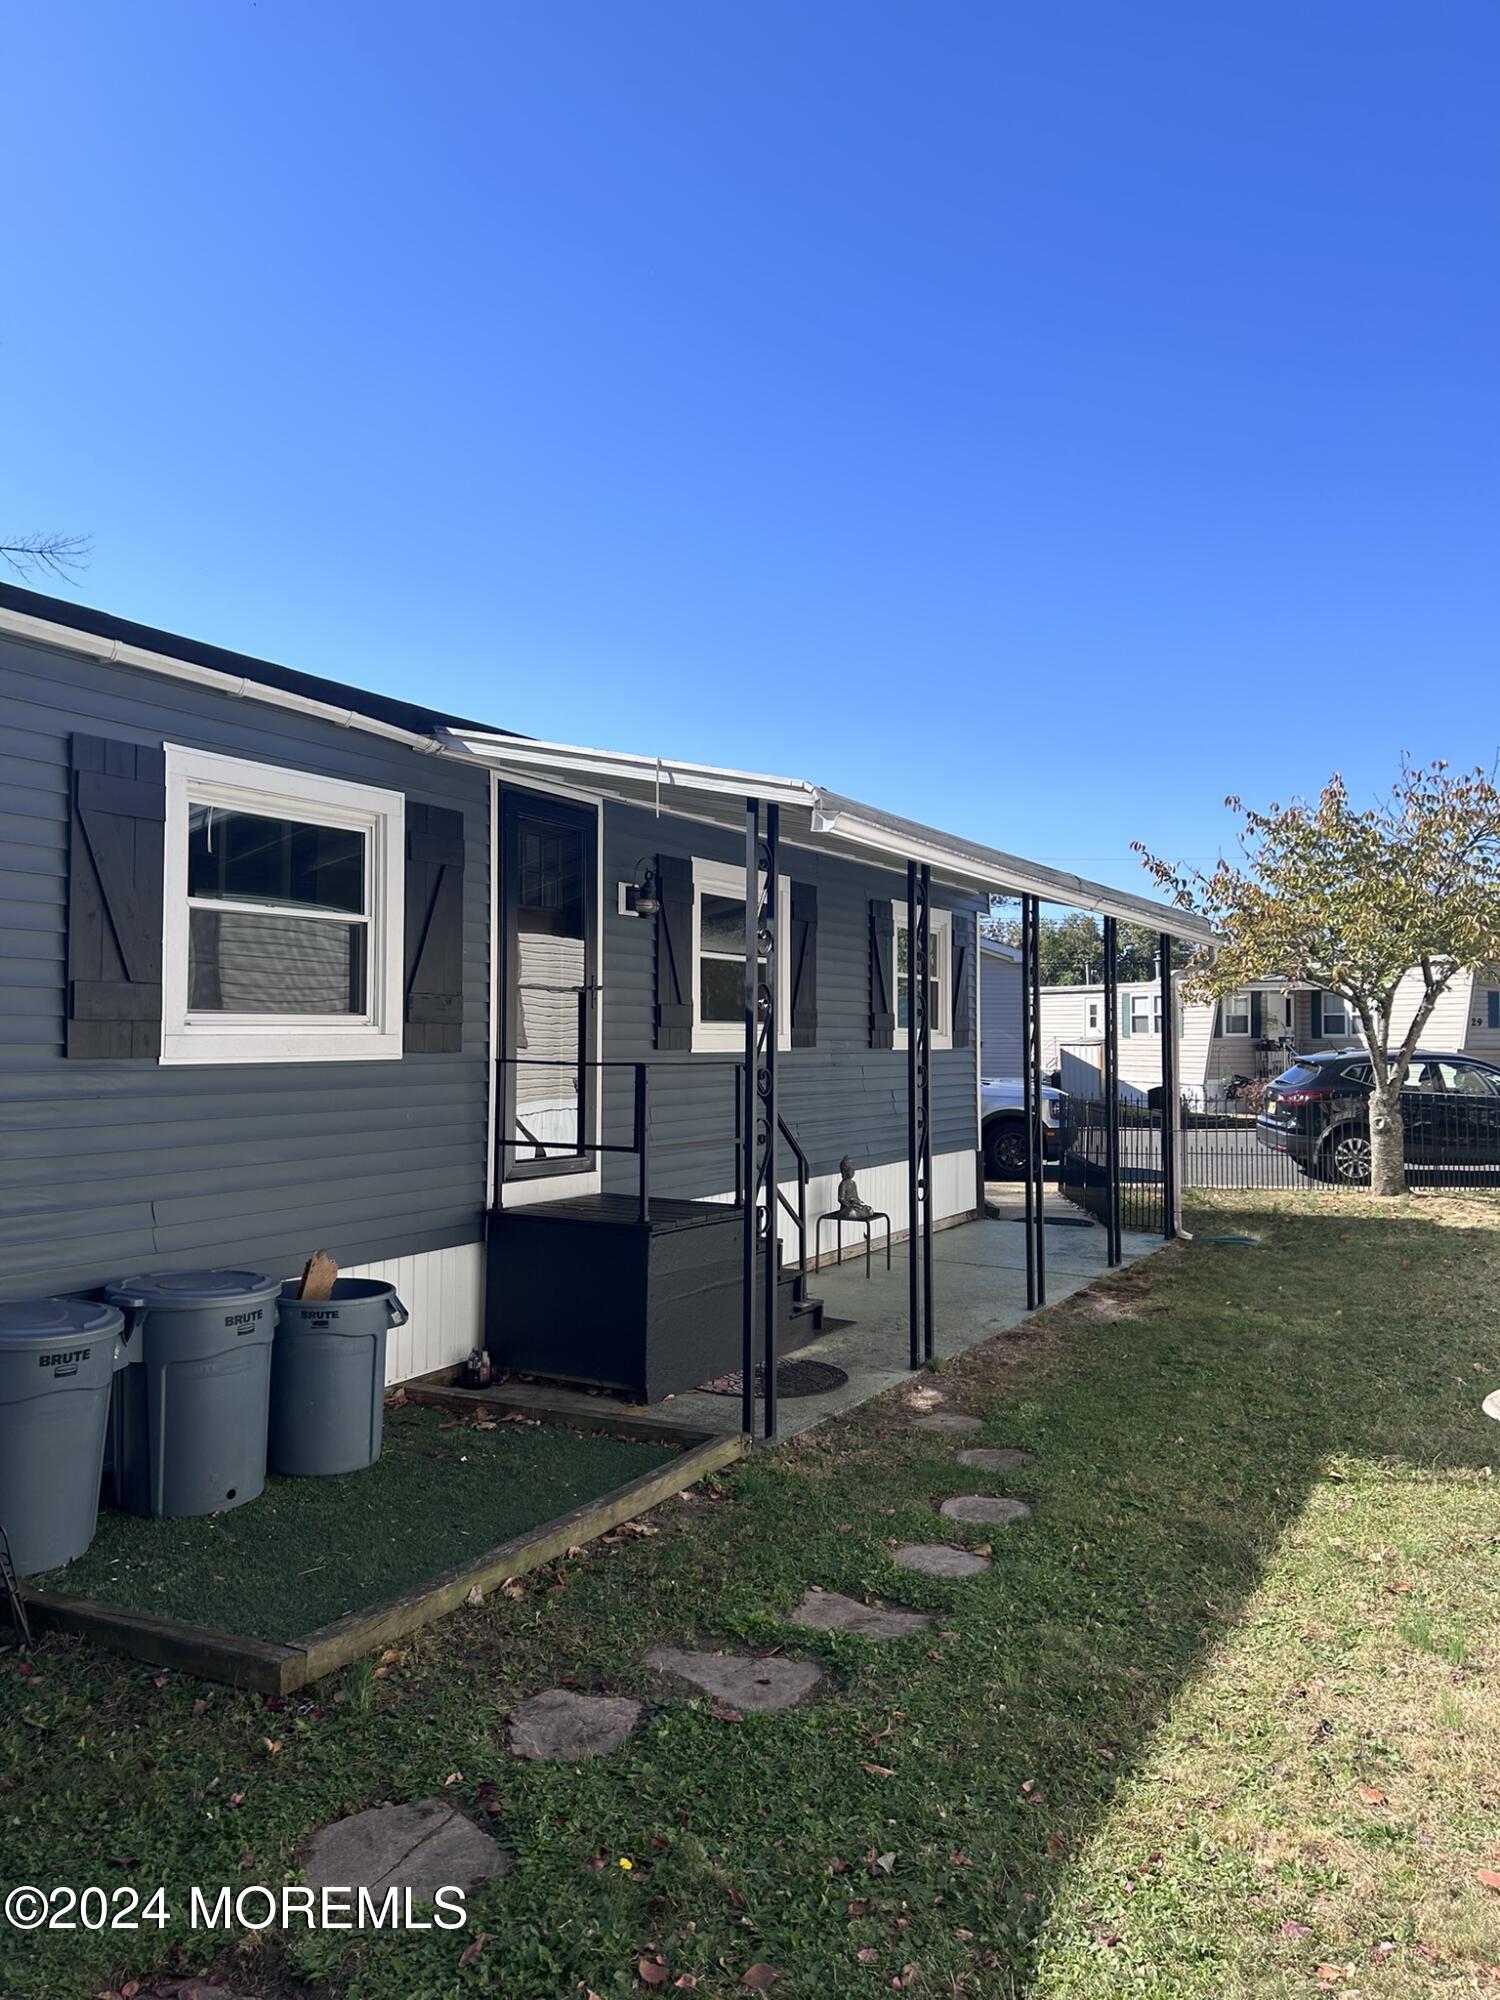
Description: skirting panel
343,1241,485,1385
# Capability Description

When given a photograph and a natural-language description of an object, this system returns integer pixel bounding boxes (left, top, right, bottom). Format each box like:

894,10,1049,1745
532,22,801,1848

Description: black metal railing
497,1057,815,1269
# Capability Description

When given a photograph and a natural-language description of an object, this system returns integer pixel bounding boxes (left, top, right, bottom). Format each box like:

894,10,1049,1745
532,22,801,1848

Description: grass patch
32,1406,679,1639
4,1190,1499,1999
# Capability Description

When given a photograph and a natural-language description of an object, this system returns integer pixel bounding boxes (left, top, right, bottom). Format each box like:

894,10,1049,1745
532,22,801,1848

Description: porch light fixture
623,861,660,918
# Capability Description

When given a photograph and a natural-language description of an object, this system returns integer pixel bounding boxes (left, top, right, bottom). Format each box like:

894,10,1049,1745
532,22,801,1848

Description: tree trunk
1368,1079,1406,1196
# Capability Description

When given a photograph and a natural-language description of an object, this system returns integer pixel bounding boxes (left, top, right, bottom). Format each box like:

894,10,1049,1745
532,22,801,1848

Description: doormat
697,1360,851,1399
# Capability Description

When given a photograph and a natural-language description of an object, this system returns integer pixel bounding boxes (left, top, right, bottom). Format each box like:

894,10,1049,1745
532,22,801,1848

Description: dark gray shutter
1309,991,1322,1038
950,923,970,1047
1490,990,1500,1031
654,854,694,1049
789,883,818,1049
404,804,466,1054
1250,991,1263,1038
869,898,895,1048
1210,999,1222,1036
66,733,165,1059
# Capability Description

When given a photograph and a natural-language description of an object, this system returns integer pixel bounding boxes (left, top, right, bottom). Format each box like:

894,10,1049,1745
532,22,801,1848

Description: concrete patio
664,1189,1165,1440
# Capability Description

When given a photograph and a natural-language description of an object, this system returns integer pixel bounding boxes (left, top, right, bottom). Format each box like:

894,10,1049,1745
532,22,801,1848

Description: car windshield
1275,1064,1324,1087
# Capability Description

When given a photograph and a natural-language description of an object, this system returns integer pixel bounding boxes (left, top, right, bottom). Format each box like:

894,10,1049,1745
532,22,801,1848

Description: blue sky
5,2,1498,892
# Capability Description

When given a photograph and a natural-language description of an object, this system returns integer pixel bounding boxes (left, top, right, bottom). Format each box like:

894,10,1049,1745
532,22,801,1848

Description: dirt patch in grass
33,1406,679,1639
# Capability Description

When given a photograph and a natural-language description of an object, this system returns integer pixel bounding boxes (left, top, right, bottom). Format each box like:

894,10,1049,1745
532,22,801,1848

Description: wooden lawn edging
22,1431,747,1695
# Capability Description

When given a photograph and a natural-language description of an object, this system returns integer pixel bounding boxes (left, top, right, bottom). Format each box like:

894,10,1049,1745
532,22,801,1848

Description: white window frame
892,901,954,1051
1221,990,1252,1037
690,856,792,1054
1319,993,1350,1038
161,745,405,1065
1086,999,1100,1033
1130,992,1153,1036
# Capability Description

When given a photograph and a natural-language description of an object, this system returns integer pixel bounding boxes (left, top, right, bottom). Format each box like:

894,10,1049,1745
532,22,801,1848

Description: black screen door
500,788,598,1182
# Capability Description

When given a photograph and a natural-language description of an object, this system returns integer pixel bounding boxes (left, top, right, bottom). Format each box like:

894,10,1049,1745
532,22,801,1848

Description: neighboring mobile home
1041,970,1500,1105
978,937,1022,1080
0,583,1210,1399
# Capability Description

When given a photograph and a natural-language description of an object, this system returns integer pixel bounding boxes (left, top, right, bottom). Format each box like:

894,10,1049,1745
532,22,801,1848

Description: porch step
779,1267,824,1352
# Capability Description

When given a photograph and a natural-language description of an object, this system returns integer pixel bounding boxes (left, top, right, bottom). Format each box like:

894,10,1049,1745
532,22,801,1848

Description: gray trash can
270,1280,408,1477
103,1270,280,1519
0,1299,129,1576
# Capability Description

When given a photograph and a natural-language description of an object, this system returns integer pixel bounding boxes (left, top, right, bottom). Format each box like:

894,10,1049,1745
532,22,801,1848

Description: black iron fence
1059,1078,1500,1226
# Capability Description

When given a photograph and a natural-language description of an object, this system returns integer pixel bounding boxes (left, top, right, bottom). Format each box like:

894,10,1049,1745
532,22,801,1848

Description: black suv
1257,1048,1500,1183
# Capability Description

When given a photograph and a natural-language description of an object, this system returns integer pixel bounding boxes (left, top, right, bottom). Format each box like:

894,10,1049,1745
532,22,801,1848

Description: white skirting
342,1241,485,1385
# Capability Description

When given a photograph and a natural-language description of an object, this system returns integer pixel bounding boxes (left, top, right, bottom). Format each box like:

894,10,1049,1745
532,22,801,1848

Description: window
1086,1000,1100,1033
1130,994,1152,1035
893,902,953,1050
690,857,791,1053
1320,994,1349,1037
162,747,404,1064
1222,991,1252,1036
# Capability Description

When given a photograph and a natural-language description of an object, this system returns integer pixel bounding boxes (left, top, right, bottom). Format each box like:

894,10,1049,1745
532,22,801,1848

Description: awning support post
905,859,928,1368
1102,914,1123,1266
1158,931,1178,1240
1027,894,1047,1304
741,798,780,1441
1021,896,1037,1310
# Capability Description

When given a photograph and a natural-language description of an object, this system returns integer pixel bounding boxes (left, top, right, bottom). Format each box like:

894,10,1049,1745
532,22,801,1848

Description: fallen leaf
857,1948,880,1964
458,1932,490,1967
638,1956,667,1984
712,1703,744,1724
871,1851,897,1875
1044,1834,1067,1858
1478,1869,1500,1893
847,1898,875,1917
741,1966,780,1989
262,1738,282,1757
444,1771,464,1786
1281,1920,1312,1939
675,1979,698,1990
862,1764,897,1778
1357,1784,1388,1806
466,1585,485,1606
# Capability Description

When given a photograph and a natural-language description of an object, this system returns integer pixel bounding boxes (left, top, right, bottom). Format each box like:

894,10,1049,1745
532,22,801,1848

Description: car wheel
984,1120,1027,1179
1320,1126,1372,1186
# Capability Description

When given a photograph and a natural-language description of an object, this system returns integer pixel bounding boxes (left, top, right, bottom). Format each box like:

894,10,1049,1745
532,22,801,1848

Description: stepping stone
508,1688,641,1761
790,1587,933,1638
911,1411,983,1433
303,1797,511,1904
955,1446,1033,1473
891,1542,991,1578
939,1495,1033,1526
645,1646,823,1711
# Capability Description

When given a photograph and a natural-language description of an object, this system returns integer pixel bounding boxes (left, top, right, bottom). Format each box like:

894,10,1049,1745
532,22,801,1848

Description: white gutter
437,730,818,809
0,604,445,755
812,803,1219,943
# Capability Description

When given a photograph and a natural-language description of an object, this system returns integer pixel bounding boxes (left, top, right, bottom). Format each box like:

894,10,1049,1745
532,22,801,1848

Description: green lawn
3,1191,1498,2000
33,1406,680,1638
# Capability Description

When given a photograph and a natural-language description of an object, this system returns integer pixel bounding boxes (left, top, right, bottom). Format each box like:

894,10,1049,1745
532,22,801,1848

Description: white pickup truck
980,1077,1066,1178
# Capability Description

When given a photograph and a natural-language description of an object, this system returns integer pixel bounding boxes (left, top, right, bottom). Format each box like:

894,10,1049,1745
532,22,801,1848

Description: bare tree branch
0,533,92,582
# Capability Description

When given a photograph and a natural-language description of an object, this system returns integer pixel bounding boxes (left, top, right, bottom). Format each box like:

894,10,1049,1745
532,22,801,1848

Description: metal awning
437,730,1217,943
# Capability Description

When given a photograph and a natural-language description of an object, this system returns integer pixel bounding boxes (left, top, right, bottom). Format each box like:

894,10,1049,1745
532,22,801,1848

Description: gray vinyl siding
592,802,980,1202
0,625,489,1298
979,946,1022,1079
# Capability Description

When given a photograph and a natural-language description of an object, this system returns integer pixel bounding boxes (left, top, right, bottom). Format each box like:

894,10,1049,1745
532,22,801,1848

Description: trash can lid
103,1269,278,1309
0,1297,124,1346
